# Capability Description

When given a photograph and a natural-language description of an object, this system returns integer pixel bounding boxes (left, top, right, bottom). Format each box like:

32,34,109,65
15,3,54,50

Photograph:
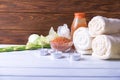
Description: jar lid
74,12,85,18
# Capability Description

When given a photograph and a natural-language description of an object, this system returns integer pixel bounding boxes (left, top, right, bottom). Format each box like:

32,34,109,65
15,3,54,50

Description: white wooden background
0,45,120,80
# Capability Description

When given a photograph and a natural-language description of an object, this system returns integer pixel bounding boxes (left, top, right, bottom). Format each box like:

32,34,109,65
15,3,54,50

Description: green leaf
0,46,14,52
13,45,26,51
26,43,42,50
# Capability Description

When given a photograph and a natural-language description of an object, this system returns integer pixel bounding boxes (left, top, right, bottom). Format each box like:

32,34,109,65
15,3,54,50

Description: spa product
92,34,120,59
51,51,63,59
88,16,120,37
71,13,87,38
73,27,93,54
69,53,81,61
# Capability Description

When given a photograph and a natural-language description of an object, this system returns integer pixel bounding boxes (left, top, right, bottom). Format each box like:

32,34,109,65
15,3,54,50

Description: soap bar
70,53,81,61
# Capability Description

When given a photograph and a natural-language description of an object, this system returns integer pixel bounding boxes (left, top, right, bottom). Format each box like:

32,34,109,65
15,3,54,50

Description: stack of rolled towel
89,16,120,59
73,16,120,59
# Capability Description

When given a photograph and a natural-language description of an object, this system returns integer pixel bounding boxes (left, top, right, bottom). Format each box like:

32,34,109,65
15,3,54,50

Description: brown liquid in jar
71,13,87,39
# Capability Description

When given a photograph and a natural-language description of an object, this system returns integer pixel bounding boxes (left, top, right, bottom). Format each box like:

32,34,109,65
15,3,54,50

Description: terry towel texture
92,34,120,59
73,27,93,54
88,16,120,37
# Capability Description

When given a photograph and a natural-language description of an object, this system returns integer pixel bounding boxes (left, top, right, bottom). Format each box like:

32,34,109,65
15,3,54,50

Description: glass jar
71,12,87,38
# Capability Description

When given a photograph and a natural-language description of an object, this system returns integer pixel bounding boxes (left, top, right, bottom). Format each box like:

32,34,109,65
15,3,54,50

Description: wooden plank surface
0,49,120,68
0,13,73,30
0,30,43,44
0,47,120,80
0,13,119,44
0,77,120,80
0,13,119,30
0,13,73,44
0,68,120,77
0,0,119,13
0,0,119,44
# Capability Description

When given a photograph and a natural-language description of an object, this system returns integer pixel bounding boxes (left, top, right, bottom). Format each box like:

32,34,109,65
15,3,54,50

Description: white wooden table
0,45,120,80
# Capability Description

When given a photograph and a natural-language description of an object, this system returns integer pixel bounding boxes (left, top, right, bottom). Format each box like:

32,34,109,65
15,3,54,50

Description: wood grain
0,13,73,30
0,30,50,44
0,0,119,13
0,13,119,30
0,0,119,44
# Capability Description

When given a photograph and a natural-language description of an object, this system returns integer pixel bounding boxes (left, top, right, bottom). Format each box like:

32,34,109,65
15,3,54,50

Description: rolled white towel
77,50,92,55
73,27,93,54
92,34,120,59
88,16,120,37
